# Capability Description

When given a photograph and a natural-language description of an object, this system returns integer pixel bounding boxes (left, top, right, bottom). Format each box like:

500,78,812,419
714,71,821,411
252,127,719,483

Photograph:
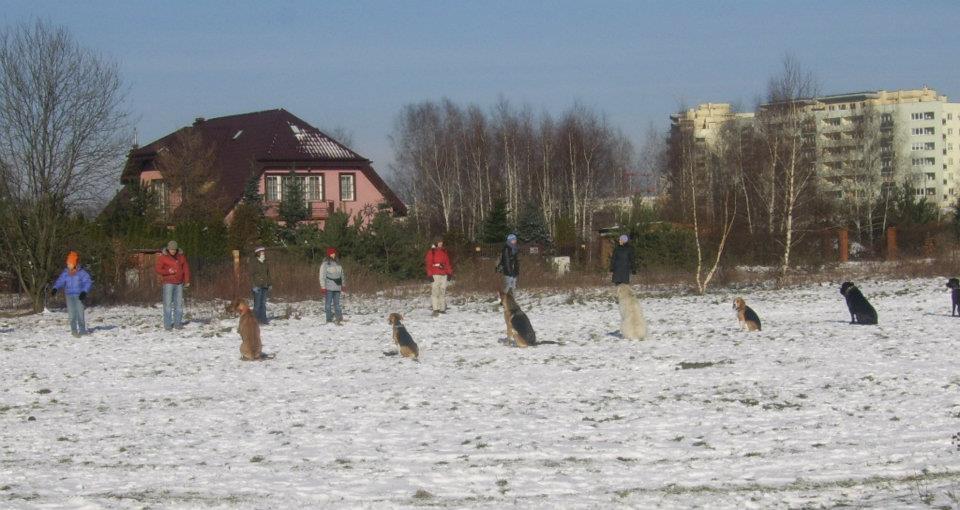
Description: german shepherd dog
498,290,538,347
947,278,960,316
616,284,647,340
387,313,419,360
839,282,878,325
230,298,273,360
732,297,761,332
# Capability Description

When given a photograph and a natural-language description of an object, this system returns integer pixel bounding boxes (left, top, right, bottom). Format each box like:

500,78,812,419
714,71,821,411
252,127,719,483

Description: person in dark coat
497,233,520,292
250,246,271,325
610,234,635,284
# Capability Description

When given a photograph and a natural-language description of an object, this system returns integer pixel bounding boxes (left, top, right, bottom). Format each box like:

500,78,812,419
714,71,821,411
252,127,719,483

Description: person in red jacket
425,238,453,316
155,240,191,331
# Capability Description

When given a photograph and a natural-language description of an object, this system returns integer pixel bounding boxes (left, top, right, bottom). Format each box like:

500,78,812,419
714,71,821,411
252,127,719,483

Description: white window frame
339,173,356,201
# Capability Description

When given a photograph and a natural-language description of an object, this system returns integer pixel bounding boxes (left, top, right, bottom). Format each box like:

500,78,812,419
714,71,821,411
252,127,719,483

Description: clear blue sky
5,1,960,175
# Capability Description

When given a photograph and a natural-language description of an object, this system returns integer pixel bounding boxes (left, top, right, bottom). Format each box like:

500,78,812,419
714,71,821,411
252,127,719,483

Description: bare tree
0,20,130,312
154,129,221,223
758,56,820,286
665,118,738,294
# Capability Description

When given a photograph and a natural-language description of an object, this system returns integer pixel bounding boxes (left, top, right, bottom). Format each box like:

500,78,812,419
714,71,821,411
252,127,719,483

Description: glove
78,292,87,301
50,288,57,296
321,288,327,295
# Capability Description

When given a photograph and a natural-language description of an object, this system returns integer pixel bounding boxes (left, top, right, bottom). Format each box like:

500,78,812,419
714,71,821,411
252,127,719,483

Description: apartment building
672,88,960,210
669,103,754,148
805,87,960,209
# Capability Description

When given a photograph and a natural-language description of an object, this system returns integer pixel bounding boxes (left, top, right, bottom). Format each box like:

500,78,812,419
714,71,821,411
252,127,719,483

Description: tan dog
231,298,267,360
498,290,537,347
733,297,762,332
387,313,419,360
616,284,647,340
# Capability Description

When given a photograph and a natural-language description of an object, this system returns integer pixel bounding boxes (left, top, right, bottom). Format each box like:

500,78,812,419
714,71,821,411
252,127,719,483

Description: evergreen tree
241,171,264,209
480,198,512,243
516,202,551,244
278,172,308,227
229,172,267,253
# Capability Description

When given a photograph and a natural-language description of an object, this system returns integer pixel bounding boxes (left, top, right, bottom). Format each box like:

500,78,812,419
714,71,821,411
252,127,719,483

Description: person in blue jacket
51,251,93,337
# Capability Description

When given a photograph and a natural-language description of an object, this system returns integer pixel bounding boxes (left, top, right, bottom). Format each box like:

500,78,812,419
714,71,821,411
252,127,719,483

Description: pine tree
241,171,263,208
516,202,551,244
480,198,512,243
278,172,308,227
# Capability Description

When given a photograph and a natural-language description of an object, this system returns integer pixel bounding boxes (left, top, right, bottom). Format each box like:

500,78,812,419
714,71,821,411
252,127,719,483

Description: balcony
264,200,335,221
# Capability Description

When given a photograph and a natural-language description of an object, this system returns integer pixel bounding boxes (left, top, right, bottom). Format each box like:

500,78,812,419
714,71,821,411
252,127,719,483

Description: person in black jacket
610,234,635,284
497,233,521,292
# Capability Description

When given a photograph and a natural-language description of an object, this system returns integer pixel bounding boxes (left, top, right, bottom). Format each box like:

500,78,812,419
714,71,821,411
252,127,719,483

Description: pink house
120,109,406,226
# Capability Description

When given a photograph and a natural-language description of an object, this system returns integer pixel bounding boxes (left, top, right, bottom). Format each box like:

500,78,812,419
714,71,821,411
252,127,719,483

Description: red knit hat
326,247,337,257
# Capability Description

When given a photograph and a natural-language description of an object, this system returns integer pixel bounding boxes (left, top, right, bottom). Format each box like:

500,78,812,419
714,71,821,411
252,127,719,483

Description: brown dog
733,297,761,332
387,313,419,360
498,290,537,347
231,298,268,360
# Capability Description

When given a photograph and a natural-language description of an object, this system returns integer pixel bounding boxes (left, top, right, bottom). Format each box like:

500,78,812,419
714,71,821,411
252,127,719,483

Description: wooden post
838,228,849,263
232,250,241,283
885,226,898,261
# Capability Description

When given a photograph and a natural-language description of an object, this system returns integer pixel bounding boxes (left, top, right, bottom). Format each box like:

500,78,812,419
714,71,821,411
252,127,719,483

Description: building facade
674,88,960,211
120,109,406,226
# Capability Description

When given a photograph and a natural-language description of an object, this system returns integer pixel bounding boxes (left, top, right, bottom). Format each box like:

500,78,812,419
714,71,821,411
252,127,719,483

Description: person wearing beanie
318,247,345,325
51,251,93,337
425,238,453,316
250,246,271,325
155,240,191,331
610,233,636,285
496,233,521,292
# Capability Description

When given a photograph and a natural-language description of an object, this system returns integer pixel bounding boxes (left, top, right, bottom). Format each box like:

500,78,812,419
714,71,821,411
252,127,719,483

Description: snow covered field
1,278,959,508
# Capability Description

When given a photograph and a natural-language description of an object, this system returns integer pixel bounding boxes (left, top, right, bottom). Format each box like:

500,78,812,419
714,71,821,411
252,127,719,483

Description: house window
340,173,356,201
151,180,169,217
264,176,280,202
306,175,324,201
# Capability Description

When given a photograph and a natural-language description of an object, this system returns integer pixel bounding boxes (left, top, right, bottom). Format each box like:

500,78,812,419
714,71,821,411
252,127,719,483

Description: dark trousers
252,287,269,324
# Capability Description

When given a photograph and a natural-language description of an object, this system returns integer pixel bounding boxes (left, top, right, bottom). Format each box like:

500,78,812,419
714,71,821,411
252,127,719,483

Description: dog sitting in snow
499,290,538,347
732,297,761,332
387,313,419,360
947,278,960,316
230,298,272,360
839,282,878,325
616,284,647,340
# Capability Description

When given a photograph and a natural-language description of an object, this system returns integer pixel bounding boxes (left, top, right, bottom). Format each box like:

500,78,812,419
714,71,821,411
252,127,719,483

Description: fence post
232,250,241,283
885,226,898,261
838,228,849,263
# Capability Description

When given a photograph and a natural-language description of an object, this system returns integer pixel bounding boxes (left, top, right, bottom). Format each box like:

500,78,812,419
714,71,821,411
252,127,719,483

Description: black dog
947,278,960,316
839,282,878,325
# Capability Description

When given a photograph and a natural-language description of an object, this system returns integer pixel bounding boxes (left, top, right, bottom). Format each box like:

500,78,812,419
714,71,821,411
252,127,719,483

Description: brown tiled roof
121,109,406,215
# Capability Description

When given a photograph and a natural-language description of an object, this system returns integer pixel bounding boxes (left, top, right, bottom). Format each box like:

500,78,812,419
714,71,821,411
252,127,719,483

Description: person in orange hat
51,251,93,337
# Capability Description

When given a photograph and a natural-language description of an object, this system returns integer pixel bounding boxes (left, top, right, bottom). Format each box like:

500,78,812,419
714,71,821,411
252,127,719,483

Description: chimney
193,117,205,126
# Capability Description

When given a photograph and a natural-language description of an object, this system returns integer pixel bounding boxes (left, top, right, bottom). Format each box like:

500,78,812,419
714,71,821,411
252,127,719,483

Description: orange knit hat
66,251,79,268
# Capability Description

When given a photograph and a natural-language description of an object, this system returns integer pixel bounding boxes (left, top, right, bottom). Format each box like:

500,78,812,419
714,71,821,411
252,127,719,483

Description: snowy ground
1,278,959,509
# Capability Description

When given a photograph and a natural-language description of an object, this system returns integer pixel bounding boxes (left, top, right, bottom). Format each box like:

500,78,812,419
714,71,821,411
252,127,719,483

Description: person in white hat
610,234,635,285
250,246,271,324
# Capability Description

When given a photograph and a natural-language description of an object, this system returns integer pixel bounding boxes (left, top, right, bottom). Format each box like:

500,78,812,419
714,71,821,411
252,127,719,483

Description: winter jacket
53,268,93,296
498,244,520,277
610,243,635,284
155,249,191,285
425,247,453,277
251,259,272,288
319,258,345,291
